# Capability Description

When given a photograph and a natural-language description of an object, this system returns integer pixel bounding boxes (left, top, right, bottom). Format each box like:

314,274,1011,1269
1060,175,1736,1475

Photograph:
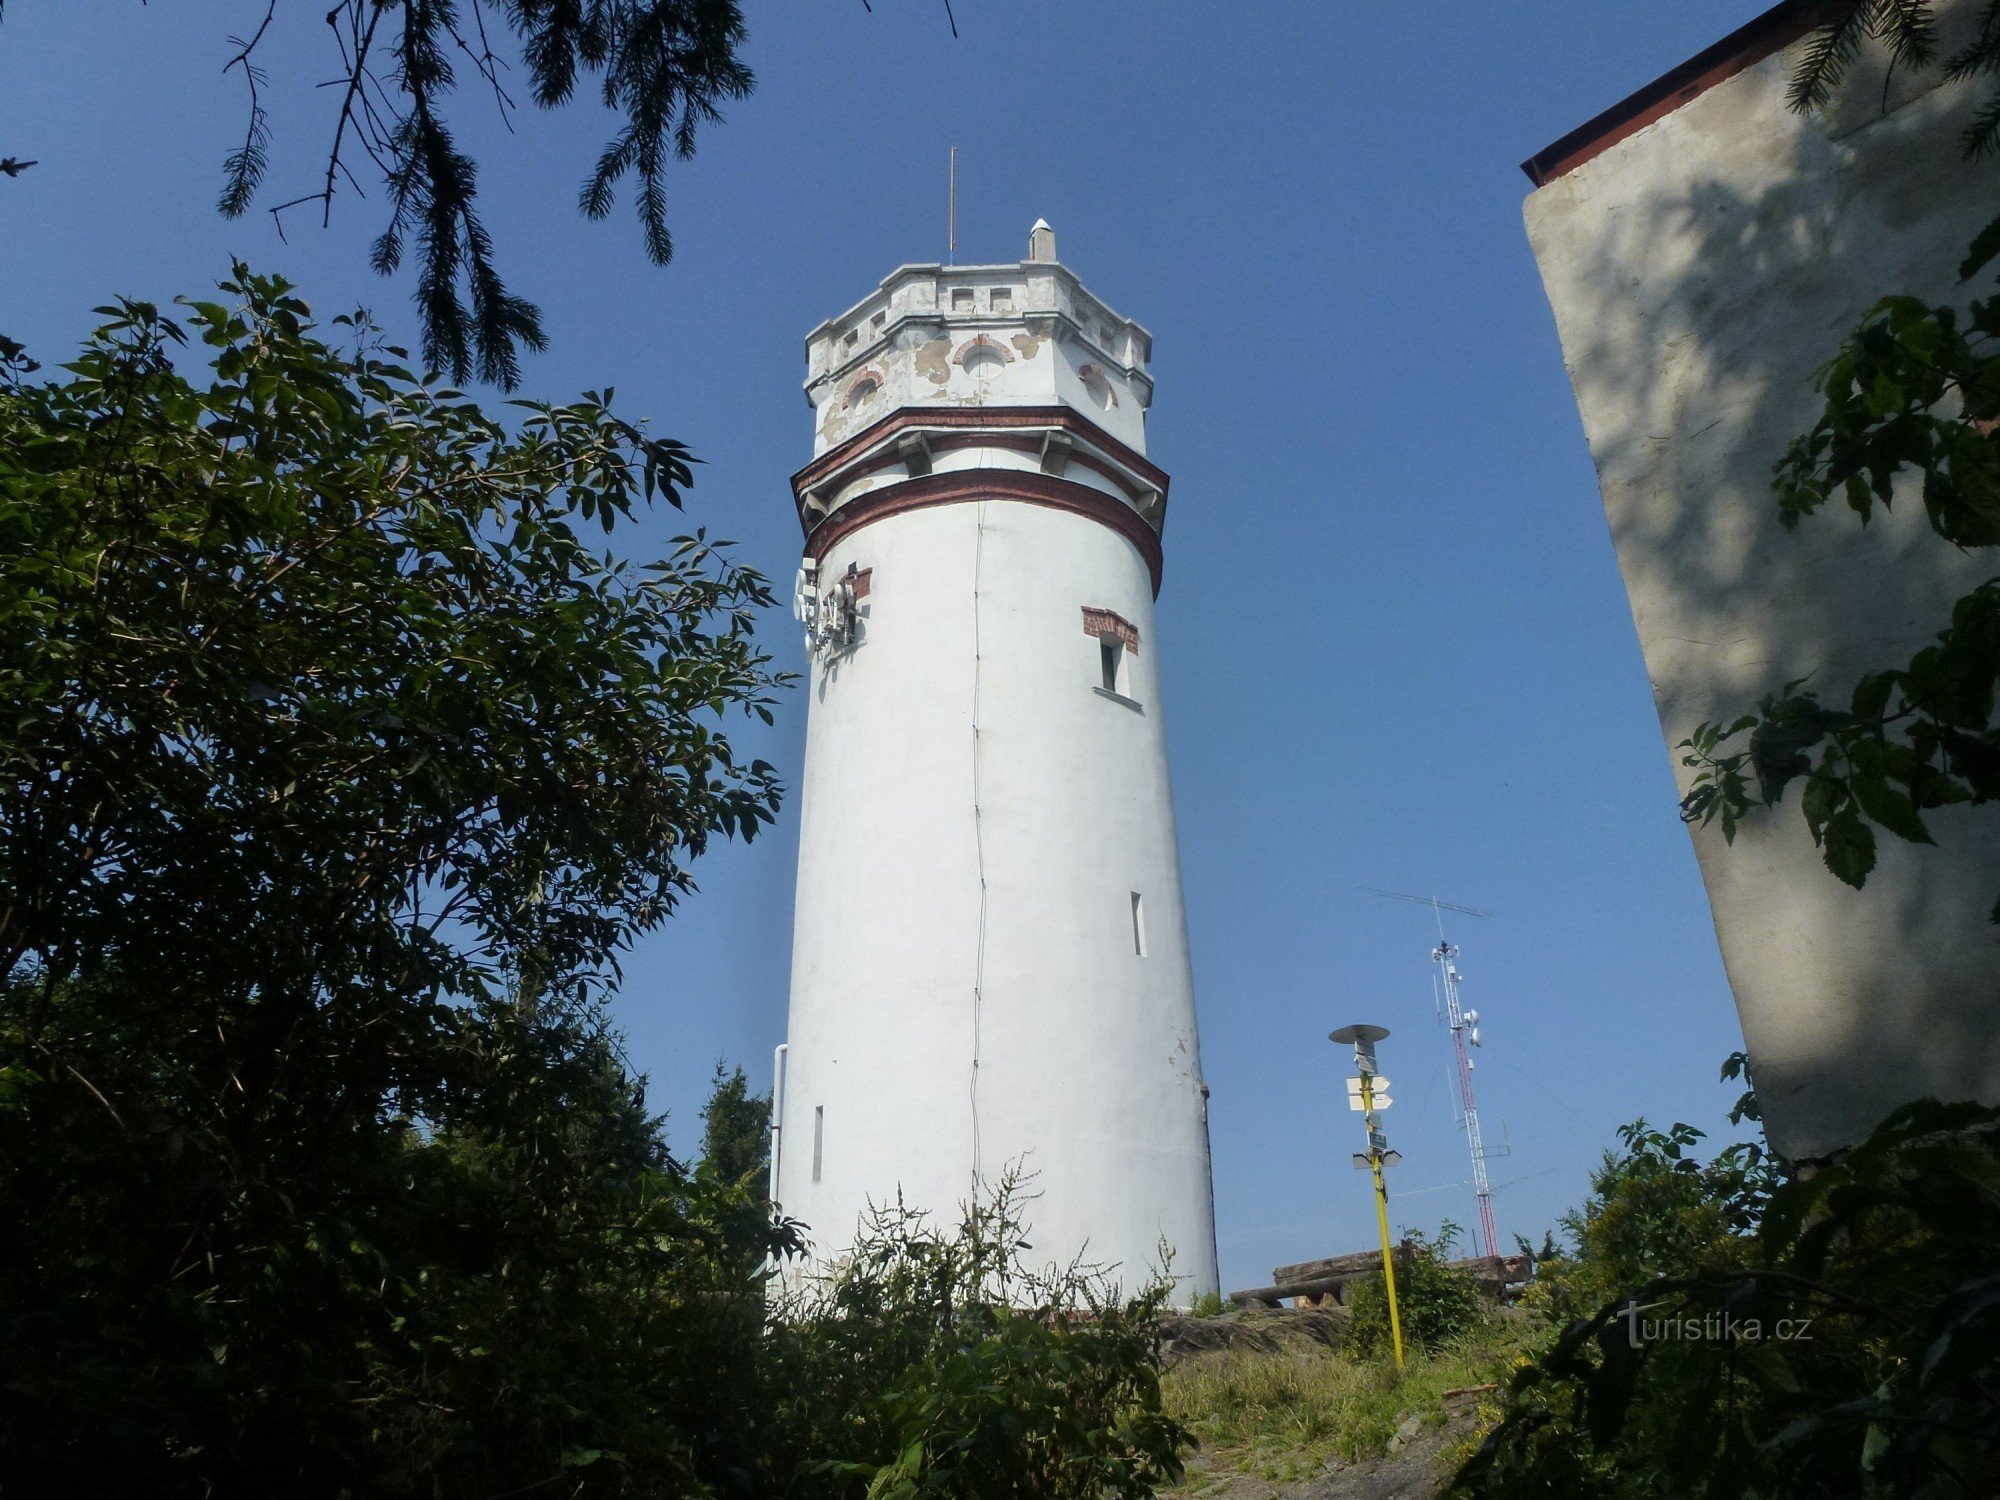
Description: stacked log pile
1228,1248,1531,1309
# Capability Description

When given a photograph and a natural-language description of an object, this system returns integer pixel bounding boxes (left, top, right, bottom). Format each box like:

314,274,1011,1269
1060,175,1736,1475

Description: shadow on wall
1525,29,2000,1158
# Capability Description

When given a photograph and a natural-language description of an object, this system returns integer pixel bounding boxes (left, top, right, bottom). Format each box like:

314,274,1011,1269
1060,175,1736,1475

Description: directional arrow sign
1345,1076,1391,1096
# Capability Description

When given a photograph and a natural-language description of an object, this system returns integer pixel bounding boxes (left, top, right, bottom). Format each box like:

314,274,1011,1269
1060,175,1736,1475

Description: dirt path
1175,1406,1475,1500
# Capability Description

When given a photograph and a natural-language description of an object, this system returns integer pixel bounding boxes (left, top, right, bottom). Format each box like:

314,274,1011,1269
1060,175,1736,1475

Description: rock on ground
1174,1402,1477,1500
1156,1306,1348,1366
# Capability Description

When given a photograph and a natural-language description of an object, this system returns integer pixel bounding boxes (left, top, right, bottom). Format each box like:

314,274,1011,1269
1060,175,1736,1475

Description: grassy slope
1160,1321,1530,1492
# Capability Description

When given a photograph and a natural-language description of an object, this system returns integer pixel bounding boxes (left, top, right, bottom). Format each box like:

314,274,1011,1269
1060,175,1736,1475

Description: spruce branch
1789,0,1884,113
218,4,277,218
196,1,756,390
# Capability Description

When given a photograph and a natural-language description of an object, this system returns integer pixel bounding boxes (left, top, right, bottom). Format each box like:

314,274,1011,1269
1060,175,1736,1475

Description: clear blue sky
3,2,1770,1293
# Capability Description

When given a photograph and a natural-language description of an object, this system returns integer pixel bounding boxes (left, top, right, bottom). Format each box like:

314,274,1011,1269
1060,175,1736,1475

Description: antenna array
1434,935,1499,1258
1364,888,1503,1258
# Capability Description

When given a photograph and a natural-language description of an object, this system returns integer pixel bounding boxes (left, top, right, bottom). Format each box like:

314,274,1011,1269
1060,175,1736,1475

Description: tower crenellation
803,254,1154,458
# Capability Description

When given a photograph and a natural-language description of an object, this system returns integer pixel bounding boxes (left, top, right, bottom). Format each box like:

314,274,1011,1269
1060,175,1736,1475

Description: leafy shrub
1347,1227,1485,1357
1521,1110,1774,1333
767,1174,1192,1499
1455,1098,2000,1499
1187,1290,1229,1318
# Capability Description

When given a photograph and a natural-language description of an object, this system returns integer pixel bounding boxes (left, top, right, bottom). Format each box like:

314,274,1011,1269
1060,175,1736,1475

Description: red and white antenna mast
1366,889,1502,1259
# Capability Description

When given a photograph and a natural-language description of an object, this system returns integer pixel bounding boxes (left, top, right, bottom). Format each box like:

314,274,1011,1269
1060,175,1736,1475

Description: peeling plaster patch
914,337,951,386
1010,332,1043,360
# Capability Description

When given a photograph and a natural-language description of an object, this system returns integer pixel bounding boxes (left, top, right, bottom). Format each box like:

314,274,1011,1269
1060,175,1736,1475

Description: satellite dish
1329,1023,1391,1045
1470,1026,1482,1047
1465,1009,1479,1026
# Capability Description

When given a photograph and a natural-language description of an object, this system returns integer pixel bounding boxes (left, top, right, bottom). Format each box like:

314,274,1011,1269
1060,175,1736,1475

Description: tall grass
1160,1321,1527,1488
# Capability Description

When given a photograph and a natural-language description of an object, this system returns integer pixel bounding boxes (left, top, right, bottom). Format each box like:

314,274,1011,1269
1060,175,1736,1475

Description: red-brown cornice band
791,405,1170,520
799,428,1158,511
803,469,1166,597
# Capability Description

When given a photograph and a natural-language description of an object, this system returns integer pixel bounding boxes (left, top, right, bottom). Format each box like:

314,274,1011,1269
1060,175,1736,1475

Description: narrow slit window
812,1105,824,1183
1131,892,1147,957
1083,607,1140,706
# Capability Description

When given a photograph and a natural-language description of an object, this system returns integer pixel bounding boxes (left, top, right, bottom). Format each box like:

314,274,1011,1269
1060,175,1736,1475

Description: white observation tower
771,222,1219,1303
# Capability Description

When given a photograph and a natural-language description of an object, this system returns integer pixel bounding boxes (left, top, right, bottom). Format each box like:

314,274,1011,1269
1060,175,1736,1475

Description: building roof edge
1520,0,1821,188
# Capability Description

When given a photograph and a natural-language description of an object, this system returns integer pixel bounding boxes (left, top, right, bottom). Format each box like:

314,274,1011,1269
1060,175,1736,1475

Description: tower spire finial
1028,218,1056,263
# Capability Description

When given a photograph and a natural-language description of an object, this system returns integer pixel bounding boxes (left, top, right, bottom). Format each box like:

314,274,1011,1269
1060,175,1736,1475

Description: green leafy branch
1679,290,2000,915
1455,1099,2000,1498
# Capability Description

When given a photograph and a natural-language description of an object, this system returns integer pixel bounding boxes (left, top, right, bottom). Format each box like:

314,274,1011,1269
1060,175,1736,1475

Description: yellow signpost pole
1361,1072,1406,1371
1332,1023,1406,1374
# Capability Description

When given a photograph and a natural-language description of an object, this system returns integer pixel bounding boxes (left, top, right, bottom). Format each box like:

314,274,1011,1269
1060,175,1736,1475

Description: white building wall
778,493,1217,1298
1524,7,2000,1157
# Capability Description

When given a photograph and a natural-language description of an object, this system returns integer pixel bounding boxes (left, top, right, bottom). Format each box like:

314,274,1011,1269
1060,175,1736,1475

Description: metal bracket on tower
1039,430,1073,477
795,561,860,660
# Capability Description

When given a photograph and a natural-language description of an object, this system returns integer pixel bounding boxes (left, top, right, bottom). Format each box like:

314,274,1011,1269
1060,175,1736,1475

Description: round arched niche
952,334,1013,386
1078,363,1119,409
844,367,886,408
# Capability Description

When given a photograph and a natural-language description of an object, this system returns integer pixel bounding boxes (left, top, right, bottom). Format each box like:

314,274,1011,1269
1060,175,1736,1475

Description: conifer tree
699,1060,772,1200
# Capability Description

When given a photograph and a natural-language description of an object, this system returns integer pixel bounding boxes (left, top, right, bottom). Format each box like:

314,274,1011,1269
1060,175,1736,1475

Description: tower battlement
791,226,1169,584
803,231,1154,461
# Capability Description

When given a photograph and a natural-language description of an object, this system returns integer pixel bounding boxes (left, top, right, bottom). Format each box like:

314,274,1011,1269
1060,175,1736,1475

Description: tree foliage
0,2,758,387
0,268,1192,1495
1455,1096,2000,1499
699,1058,771,1200
1678,3,2000,918
0,267,793,1490
1515,1098,1775,1338
1787,0,2000,155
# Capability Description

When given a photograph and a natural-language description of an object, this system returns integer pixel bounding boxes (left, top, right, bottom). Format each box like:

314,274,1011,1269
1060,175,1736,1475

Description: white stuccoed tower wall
771,223,1220,1303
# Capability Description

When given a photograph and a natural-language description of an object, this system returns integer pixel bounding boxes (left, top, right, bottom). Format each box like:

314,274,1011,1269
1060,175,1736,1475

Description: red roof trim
1520,1,1821,187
